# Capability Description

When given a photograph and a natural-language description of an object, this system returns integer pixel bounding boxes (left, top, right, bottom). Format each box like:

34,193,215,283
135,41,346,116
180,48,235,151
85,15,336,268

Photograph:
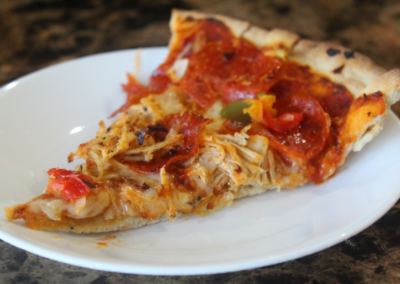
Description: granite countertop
1,0,400,283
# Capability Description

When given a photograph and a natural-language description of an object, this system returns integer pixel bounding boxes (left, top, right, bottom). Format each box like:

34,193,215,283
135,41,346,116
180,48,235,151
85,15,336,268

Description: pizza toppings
124,112,211,174
244,94,304,133
46,168,98,201
115,18,357,184
101,17,362,185
180,39,284,108
220,101,252,124
113,18,237,116
134,129,146,146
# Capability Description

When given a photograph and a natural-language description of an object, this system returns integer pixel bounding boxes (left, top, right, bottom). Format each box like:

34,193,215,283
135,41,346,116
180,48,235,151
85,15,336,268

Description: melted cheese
13,85,307,224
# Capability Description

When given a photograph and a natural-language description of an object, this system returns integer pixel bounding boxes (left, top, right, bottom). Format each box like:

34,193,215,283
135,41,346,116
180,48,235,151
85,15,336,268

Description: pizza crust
243,26,300,50
17,183,281,233
27,213,172,233
170,10,300,52
169,9,250,50
351,69,400,151
364,69,400,107
288,40,387,96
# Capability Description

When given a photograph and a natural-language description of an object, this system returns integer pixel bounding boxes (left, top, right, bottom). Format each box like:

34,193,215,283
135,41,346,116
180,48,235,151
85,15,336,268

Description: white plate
1,47,400,275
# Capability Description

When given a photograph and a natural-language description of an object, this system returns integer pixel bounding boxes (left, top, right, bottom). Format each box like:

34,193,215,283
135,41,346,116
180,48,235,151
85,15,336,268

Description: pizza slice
5,10,400,233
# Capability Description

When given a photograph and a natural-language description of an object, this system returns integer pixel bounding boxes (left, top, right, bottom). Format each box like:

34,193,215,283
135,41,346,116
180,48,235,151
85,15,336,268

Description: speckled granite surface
1,0,400,283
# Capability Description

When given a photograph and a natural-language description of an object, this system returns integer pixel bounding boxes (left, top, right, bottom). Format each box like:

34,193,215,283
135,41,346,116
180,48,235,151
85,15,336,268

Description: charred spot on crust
368,112,371,116
327,48,341,56
333,64,345,74
82,180,96,189
134,129,146,146
142,183,150,190
344,50,355,59
147,123,168,133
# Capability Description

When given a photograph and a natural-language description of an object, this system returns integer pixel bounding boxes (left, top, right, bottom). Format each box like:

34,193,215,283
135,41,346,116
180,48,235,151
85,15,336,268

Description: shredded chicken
62,86,307,221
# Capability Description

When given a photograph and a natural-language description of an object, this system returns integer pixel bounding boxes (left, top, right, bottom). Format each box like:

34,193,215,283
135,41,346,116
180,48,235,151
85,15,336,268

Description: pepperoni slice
113,19,237,116
126,112,211,174
262,112,304,133
250,94,330,160
180,39,284,108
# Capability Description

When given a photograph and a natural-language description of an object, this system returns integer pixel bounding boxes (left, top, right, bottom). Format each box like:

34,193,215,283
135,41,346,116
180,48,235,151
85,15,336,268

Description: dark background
1,0,400,283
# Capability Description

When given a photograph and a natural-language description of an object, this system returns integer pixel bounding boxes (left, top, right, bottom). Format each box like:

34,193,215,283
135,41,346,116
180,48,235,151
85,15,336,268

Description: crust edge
170,9,250,39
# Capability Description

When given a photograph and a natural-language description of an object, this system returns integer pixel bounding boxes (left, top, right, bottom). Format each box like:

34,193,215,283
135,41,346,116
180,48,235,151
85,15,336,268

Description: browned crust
170,10,300,51
243,26,300,50
169,9,250,52
288,40,387,96
6,183,279,233
12,210,172,233
170,9,250,38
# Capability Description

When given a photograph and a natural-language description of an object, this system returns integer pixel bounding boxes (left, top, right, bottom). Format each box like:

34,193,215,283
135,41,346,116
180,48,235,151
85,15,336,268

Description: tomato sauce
168,166,198,192
223,119,246,135
117,18,381,184
180,39,284,108
124,112,211,174
113,18,236,116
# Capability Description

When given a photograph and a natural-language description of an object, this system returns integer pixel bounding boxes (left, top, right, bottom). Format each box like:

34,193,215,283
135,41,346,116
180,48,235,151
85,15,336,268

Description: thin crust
6,184,277,233
243,26,300,50
288,40,387,96
169,9,250,52
170,9,250,38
